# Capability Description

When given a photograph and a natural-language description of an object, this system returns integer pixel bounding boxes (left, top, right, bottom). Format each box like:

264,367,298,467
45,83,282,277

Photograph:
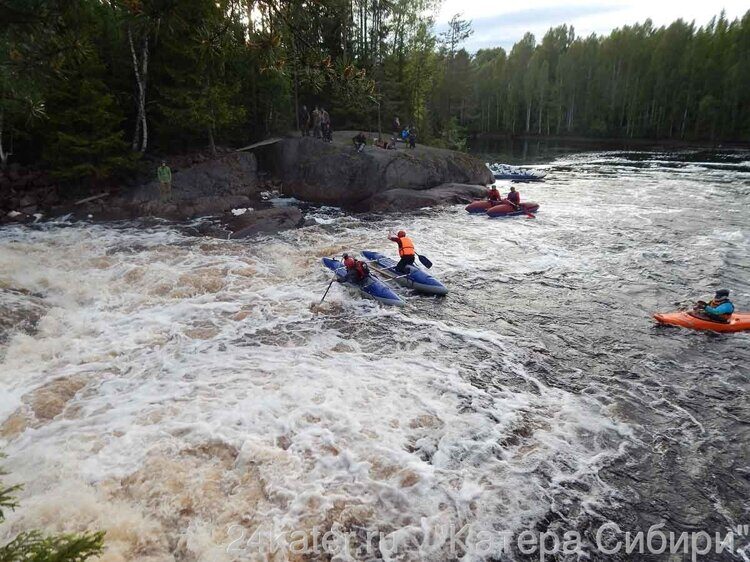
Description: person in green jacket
157,161,172,201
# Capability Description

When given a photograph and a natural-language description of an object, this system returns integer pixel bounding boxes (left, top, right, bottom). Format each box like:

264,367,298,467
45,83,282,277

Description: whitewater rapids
1,148,749,561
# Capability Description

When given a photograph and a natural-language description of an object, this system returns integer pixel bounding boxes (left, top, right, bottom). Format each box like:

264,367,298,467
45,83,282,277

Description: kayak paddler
339,253,370,285
691,289,735,323
507,186,520,209
388,230,416,273
488,186,501,204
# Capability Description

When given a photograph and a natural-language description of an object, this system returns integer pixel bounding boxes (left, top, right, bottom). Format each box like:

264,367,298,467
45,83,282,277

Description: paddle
416,253,433,268
505,197,535,219
318,277,336,305
376,271,412,283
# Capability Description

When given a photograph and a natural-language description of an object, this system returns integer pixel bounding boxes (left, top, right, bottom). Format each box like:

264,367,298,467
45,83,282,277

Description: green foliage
0,455,104,562
435,116,467,151
464,13,750,141
155,0,247,153
0,530,105,562
43,58,136,184
0,476,21,521
44,73,137,184
3,0,749,185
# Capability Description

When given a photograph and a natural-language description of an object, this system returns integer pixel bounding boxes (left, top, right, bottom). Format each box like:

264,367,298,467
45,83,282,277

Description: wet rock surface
225,207,304,238
127,151,259,203
0,288,48,344
359,182,488,212
276,131,492,209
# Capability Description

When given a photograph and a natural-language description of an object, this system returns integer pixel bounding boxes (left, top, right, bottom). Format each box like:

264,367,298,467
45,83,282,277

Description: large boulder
361,183,488,212
81,195,254,221
130,152,259,203
276,131,492,209
226,207,304,238
0,288,48,344
148,195,254,220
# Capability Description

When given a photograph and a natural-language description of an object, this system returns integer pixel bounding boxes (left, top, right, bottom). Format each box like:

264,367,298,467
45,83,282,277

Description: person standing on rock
299,105,310,136
157,160,172,201
392,116,401,138
321,107,331,142
353,132,367,153
311,106,322,139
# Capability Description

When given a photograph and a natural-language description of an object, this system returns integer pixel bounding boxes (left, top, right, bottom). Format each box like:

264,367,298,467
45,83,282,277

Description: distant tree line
0,1,747,188
465,14,750,142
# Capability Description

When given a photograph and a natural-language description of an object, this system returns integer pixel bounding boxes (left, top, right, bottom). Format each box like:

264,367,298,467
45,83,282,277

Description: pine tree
156,0,247,155
0,455,104,561
40,0,136,187
43,61,136,186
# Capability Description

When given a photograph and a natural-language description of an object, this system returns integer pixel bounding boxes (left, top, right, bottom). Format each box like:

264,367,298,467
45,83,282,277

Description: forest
1,0,749,185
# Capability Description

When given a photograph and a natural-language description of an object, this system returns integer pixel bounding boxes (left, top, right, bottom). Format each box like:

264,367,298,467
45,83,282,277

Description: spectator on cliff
353,132,367,153
408,128,416,149
157,160,172,202
299,105,310,136
321,107,332,142
311,106,322,139
392,116,401,137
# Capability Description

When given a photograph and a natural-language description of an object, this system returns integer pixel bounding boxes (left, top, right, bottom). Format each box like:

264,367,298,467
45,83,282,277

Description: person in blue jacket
692,289,735,323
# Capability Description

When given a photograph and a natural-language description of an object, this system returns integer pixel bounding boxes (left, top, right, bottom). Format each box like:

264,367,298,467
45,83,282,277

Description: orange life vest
355,261,368,279
398,236,415,257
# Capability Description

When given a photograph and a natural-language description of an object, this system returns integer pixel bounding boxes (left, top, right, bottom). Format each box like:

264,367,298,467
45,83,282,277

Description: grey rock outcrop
226,207,304,238
0,288,48,344
130,152,259,203
360,183,488,212
275,131,492,210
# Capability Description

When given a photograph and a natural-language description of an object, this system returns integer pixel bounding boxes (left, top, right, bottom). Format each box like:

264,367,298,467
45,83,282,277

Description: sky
435,0,749,52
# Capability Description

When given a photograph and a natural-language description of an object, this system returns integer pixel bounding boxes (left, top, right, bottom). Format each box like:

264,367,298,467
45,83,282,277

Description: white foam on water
0,222,632,561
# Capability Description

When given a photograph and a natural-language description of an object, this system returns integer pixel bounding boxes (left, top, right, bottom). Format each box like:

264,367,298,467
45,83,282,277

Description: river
0,147,749,561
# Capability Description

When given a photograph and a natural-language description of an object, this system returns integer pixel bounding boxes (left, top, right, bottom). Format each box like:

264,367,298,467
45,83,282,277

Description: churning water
0,149,749,561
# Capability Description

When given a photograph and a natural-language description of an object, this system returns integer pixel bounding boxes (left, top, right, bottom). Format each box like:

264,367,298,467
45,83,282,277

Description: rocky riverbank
274,131,492,210
1,131,492,235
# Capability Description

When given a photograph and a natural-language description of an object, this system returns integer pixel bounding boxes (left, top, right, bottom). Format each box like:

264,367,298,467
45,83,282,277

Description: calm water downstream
1,148,749,561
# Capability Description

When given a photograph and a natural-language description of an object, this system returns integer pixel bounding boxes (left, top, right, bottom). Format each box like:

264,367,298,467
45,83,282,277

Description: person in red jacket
487,186,501,203
340,254,370,284
388,230,416,273
507,186,521,208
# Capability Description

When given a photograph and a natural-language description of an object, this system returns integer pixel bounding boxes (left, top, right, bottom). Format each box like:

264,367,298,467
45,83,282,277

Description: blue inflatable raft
322,257,405,306
361,251,448,296
486,163,546,182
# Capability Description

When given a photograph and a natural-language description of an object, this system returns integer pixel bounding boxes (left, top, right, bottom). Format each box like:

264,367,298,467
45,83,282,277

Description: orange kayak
653,311,750,333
